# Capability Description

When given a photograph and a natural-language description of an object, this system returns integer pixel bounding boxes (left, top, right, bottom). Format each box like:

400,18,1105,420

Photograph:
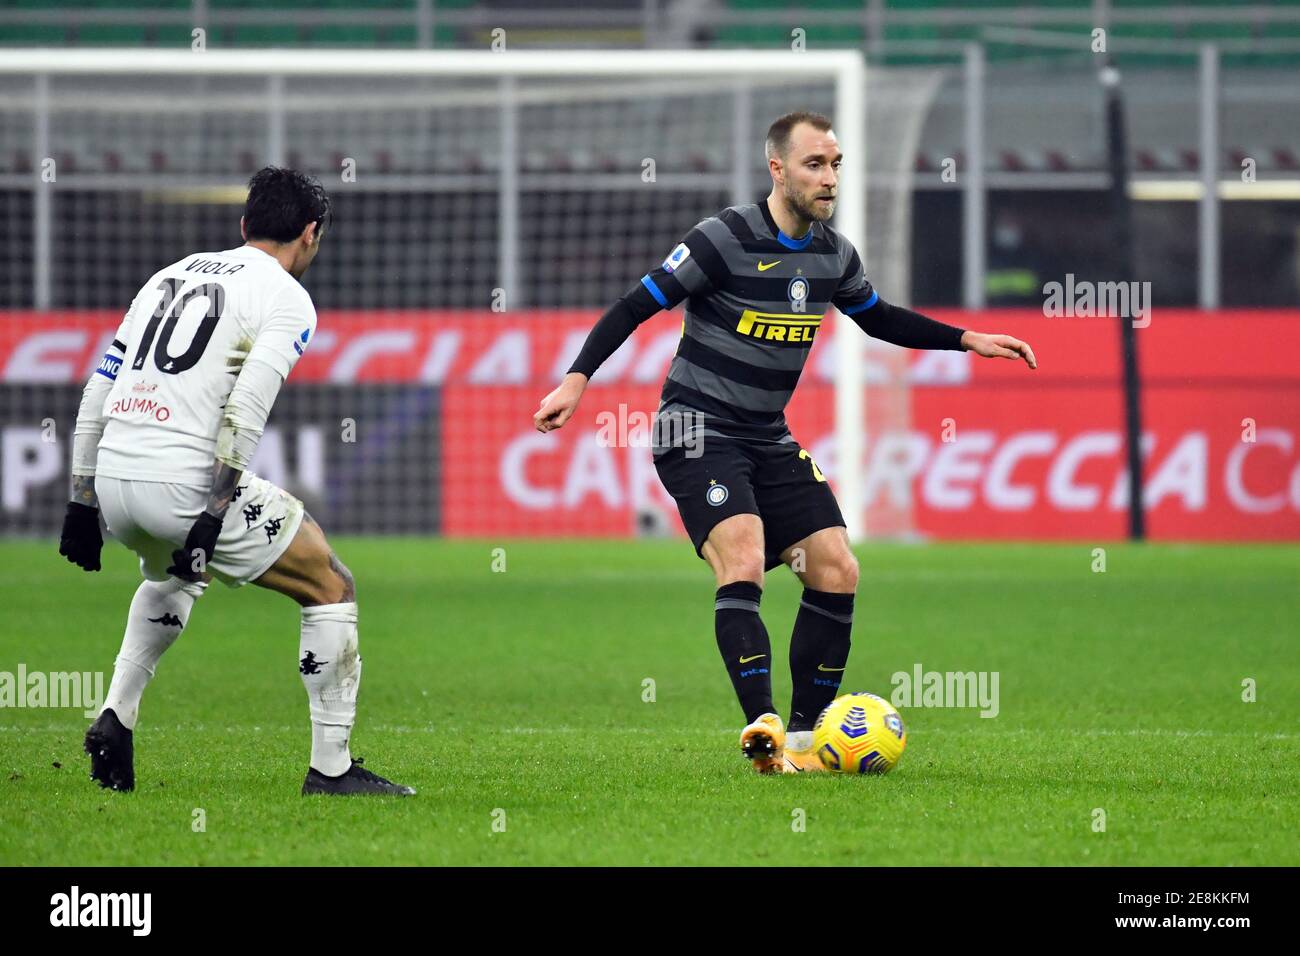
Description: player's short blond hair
764,111,833,161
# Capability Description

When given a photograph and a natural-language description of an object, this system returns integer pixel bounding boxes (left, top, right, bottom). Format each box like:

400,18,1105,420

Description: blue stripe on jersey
776,228,813,251
641,274,669,308
841,290,878,315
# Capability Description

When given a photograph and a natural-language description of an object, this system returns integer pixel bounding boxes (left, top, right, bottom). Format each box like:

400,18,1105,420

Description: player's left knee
328,553,356,603
840,553,860,592
817,549,859,593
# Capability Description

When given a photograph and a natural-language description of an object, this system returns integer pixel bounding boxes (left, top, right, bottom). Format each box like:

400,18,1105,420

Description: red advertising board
3,308,1297,540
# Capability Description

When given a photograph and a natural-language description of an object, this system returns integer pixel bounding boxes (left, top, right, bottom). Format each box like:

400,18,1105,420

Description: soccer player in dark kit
534,112,1036,773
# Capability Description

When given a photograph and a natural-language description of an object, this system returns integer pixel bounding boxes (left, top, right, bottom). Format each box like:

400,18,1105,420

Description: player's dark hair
243,166,332,244
765,111,833,160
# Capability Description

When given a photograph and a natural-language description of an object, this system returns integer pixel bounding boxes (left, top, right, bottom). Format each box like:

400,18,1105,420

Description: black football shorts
653,436,846,571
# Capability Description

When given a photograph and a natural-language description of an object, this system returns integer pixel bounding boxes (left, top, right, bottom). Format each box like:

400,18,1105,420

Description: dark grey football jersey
640,201,877,451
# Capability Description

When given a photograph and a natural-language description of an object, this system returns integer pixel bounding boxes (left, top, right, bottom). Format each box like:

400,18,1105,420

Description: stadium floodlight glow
4,48,872,539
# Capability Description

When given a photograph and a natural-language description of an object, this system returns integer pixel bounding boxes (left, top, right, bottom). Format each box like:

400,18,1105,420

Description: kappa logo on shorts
242,503,263,528
706,480,729,507
264,516,284,543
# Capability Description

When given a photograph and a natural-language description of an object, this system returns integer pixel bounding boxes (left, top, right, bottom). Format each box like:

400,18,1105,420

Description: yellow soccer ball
813,692,907,774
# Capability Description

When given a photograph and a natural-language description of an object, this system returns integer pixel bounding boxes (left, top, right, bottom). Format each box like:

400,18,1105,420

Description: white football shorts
96,472,305,587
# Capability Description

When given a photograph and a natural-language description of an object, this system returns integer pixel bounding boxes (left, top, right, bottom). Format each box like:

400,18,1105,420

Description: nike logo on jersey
817,664,846,672
739,654,767,664
757,260,782,271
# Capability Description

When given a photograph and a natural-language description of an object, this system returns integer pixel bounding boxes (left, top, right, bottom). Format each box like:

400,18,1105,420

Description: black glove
59,501,103,572
167,512,223,581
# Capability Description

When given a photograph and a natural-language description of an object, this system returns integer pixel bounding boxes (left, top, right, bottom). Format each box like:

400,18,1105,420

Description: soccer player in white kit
58,167,413,796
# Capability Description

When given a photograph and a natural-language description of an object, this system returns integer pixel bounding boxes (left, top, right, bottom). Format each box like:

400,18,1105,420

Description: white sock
786,730,814,752
299,602,361,777
102,578,206,730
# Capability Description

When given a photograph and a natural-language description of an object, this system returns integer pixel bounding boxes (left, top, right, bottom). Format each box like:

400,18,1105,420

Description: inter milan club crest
706,479,729,507
788,275,809,313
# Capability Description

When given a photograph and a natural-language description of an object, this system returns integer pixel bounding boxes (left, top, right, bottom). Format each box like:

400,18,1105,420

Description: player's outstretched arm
958,330,1037,369
534,276,668,433
850,297,1037,371
536,227,723,433
834,243,1035,370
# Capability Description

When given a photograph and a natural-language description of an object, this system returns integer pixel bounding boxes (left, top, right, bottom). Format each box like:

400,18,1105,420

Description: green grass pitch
1,538,1296,866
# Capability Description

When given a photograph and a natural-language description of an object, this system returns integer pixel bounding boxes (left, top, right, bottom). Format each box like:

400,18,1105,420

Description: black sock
714,581,774,724
788,589,854,732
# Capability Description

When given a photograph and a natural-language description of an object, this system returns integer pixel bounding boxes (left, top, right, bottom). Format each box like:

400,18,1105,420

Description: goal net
0,49,934,543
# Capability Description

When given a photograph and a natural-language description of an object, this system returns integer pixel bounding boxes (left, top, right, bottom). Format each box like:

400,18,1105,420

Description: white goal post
1,48,872,539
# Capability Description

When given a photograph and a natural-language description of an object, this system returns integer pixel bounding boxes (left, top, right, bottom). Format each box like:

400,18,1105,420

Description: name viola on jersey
184,256,246,276
107,396,171,422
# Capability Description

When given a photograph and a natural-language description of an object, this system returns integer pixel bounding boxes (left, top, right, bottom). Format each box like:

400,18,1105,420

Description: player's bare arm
960,330,1037,368
534,371,588,432
203,462,242,517
71,473,98,509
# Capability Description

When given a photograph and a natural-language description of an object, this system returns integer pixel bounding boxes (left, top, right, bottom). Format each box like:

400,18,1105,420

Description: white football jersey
95,245,317,486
